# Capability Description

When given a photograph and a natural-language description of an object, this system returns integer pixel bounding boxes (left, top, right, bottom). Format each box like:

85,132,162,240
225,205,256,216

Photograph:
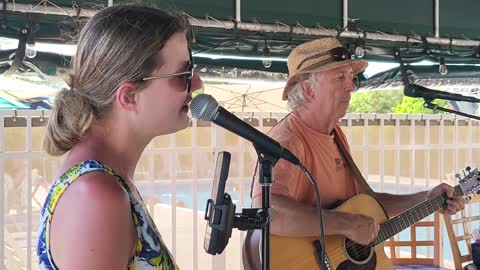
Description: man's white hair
287,73,321,111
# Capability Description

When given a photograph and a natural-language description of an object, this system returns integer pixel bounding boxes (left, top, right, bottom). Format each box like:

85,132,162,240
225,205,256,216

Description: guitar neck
373,185,463,245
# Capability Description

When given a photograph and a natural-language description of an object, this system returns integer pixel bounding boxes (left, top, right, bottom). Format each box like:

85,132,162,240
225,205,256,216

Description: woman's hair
287,73,319,111
44,5,189,156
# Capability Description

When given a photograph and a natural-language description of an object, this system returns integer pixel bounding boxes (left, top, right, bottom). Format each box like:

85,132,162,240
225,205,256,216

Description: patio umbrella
199,65,289,112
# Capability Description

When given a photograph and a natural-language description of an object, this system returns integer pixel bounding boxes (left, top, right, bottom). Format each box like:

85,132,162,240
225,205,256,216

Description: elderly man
246,37,465,269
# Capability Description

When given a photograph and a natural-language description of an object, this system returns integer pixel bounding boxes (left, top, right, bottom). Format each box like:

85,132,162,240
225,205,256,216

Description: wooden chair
384,213,441,267
444,195,480,270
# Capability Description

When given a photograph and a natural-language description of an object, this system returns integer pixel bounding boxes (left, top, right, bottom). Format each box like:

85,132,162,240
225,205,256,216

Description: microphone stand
395,52,480,121
423,99,480,121
254,145,277,270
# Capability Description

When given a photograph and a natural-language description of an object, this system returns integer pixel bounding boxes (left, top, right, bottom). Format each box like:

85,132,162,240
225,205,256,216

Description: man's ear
301,79,315,101
115,82,138,112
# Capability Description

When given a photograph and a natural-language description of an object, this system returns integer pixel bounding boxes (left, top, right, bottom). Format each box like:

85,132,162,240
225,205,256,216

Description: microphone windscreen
191,94,219,121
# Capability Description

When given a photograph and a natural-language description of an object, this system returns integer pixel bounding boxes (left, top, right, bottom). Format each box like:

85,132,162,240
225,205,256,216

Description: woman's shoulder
48,168,135,268
52,166,132,226
49,159,132,231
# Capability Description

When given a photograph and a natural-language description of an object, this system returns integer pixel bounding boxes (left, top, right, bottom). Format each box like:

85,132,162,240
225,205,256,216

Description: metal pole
343,0,348,30
235,0,241,22
434,0,440,38
5,3,480,47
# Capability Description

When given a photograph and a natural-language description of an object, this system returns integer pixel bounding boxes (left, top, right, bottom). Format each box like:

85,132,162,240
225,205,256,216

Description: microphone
190,94,300,166
404,84,480,103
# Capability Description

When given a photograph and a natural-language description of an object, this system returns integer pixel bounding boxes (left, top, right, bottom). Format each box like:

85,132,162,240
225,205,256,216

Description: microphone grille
190,94,219,121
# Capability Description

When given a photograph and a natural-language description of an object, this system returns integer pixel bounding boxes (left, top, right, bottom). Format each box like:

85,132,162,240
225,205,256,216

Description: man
250,37,465,248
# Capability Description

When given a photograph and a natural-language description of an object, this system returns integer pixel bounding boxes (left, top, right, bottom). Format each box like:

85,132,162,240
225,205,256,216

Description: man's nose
345,77,355,93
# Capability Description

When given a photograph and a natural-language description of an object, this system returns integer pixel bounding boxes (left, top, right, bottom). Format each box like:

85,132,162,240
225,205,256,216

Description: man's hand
427,183,466,215
344,213,380,246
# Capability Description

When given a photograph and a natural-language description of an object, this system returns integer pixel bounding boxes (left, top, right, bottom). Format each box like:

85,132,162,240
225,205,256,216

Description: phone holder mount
203,146,276,270
204,196,269,233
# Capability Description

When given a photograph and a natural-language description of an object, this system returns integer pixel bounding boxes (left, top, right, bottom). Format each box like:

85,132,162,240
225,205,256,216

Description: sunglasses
296,47,353,71
141,48,194,93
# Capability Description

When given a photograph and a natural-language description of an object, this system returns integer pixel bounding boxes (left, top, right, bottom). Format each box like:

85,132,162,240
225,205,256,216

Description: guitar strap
333,128,378,200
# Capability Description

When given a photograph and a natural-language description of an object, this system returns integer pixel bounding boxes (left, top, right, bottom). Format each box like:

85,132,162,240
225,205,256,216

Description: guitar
266,167,480,270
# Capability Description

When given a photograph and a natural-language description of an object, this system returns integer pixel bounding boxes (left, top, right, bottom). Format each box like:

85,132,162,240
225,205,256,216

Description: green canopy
1,1,480,74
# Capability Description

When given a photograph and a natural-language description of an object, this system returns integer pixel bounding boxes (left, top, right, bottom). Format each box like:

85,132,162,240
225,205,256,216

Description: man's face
311,65,356,120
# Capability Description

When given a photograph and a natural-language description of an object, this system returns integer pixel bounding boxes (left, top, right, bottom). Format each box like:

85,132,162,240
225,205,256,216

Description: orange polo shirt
251,112,359,209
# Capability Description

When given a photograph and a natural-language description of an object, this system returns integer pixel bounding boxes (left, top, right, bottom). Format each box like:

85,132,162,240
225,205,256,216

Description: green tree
348,89,448,114
348,90,403,113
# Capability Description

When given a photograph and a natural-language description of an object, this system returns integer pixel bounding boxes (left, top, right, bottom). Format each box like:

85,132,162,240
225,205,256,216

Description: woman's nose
191,71,203,92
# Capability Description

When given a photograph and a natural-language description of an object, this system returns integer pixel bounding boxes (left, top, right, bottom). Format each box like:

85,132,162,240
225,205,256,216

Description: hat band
296,46,352,71
302,55,348,72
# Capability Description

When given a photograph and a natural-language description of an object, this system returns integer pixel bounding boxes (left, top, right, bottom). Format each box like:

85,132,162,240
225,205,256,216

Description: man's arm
374,183,465,217
373,191,428,217
252,194,379,246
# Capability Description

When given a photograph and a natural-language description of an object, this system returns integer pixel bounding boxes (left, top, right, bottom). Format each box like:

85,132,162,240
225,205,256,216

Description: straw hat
282,37,368,100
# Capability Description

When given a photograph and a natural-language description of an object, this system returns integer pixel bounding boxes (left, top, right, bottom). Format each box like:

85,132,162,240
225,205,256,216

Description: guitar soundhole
345,239,372,262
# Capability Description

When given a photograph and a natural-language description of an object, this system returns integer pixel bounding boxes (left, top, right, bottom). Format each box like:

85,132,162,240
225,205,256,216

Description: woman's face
135,33,203,137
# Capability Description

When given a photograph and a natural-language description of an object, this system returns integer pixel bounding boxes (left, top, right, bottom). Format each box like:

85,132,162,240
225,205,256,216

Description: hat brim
282,59,368,100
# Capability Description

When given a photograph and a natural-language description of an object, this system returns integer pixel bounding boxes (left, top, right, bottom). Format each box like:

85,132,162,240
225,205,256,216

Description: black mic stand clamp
233,208,269,231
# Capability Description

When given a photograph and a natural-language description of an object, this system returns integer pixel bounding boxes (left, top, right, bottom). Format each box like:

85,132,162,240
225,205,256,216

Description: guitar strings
328,191,447,260
323,191,449,261
325,192,446,261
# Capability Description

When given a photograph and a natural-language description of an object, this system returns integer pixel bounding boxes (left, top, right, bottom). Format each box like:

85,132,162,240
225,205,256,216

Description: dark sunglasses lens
332,47,351,61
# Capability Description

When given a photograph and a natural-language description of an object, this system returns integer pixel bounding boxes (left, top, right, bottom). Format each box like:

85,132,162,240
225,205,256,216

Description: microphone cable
298,163,327,270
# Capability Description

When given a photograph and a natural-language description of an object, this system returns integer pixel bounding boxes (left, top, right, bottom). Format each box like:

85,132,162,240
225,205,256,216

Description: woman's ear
116,82,138,111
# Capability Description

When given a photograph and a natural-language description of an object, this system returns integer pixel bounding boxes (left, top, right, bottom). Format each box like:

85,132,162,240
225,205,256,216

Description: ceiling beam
5,3,480,48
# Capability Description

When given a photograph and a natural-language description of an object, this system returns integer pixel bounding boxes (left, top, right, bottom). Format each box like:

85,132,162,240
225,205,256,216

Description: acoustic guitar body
271,194,394,270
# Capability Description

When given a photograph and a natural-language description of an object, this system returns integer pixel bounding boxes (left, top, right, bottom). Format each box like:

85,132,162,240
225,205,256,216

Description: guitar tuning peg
466,166,472,171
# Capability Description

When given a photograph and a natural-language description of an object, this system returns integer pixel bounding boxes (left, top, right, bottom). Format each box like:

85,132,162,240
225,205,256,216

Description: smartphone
204,151,232,254
211,151,231,205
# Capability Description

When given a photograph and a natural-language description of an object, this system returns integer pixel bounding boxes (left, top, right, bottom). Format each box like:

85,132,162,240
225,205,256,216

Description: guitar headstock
457,166,480,197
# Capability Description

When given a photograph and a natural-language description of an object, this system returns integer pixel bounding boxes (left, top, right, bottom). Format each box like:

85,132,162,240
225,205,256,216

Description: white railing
1,110,480,270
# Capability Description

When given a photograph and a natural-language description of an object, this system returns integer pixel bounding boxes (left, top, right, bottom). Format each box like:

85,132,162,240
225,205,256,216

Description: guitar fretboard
373,185,463,245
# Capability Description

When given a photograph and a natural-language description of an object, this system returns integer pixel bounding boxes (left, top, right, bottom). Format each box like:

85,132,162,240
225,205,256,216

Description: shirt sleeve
251,135,305,200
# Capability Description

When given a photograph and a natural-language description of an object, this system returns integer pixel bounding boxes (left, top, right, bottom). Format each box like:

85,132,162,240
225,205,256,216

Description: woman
37,5,202,269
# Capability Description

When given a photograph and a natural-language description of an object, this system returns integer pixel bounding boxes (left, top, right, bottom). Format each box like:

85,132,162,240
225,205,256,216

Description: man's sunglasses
141,48,194,93
296,47,353,71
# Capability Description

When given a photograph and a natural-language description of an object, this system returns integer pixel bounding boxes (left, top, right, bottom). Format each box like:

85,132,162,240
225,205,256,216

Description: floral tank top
37,160,178,270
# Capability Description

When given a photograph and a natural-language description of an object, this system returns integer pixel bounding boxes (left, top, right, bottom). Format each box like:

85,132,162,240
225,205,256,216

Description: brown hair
44,5,189,156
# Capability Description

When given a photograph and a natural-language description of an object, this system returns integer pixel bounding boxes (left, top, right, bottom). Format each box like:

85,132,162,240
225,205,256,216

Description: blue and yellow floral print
37,160,178,270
